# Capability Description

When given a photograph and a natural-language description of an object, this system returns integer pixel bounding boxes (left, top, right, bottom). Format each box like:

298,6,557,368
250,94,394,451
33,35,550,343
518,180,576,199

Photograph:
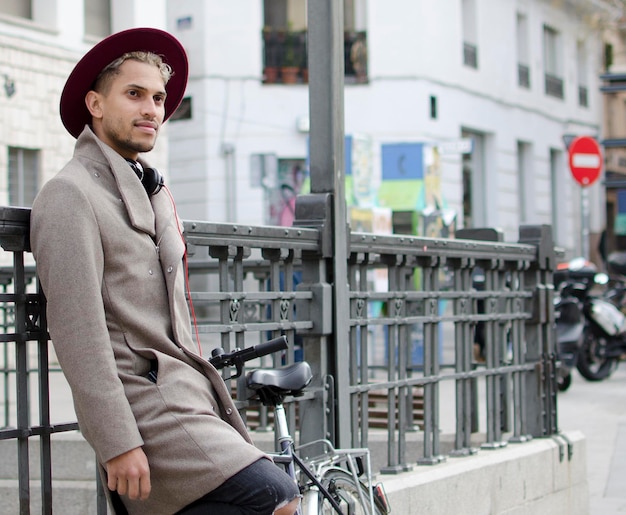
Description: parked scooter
605,251,626,309
552,270,587,392
556,258,626,382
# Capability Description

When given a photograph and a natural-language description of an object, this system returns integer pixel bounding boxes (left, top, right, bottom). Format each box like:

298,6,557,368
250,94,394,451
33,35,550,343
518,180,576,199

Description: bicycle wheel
313,469,384,515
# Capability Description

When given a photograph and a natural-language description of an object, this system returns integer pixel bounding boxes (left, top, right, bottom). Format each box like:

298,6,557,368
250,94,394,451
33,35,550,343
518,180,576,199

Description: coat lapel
74,127,156,237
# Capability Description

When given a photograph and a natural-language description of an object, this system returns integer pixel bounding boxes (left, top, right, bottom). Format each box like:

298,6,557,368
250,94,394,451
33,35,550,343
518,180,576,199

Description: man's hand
106,447,151,500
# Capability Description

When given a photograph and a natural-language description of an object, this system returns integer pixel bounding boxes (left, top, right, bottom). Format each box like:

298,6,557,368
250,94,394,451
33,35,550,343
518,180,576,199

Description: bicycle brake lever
229,359,244,380
218,358,244,381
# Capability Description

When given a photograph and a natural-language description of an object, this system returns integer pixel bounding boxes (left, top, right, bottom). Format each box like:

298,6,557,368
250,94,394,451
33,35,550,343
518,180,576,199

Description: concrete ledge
0,430,587,515
378,430,588,515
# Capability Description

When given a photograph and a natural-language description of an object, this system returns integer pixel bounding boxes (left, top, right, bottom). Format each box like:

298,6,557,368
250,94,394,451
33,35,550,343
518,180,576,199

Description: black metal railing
0,206,559,513
545,73,564,99
579,85,588,107
463,42,478,69
518,63,530,89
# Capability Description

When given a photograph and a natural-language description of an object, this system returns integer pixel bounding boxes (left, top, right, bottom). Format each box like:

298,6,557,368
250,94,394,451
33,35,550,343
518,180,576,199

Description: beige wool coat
30,127,266,515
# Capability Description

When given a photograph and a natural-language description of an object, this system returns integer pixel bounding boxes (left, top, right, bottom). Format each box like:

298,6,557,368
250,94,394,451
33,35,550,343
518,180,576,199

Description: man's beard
104,119,158,156
111,130,156,156
119,137,155,155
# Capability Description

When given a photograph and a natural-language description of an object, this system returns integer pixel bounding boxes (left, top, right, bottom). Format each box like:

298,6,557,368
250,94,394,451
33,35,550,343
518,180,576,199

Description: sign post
567,136,603,259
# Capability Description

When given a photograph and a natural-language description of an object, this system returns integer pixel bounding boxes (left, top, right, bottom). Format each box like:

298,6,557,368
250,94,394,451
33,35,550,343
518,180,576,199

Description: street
558,364,626,514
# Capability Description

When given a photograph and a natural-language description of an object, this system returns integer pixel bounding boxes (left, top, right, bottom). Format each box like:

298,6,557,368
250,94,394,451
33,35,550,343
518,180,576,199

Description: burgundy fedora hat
60,27,188,139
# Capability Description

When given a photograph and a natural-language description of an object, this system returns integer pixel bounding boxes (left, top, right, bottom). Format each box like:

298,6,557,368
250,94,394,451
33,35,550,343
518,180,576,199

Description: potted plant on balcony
301,32,309,83
281,31,300,84
263,26,280,84
350,32,368,83
264,66,279,84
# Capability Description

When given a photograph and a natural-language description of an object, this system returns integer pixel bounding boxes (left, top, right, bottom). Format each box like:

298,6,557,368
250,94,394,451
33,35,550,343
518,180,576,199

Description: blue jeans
175,458,300,514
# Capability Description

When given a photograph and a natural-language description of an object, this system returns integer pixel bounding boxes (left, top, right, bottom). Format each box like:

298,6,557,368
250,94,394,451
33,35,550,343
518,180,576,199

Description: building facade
599,8,626,261
164,0,612,259
0,0,619,260
0,0,169,222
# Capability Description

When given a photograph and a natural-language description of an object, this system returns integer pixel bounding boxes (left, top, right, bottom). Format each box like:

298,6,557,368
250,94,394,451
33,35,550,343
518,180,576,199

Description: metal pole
581,187,590,259
14,251,30,515
307,0,345,195
307,0,350,447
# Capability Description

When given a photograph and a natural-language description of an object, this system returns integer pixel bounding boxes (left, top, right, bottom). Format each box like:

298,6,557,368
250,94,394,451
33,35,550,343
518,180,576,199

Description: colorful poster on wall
424,144,442,211
310,135,363,207
266,158,308,226
372,206,392,292
351,134,377,208
378,143,424,210
349,206,374,232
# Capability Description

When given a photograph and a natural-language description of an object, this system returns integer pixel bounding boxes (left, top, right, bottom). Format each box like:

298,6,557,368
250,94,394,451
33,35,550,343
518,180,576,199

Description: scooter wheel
557,372,572,392
576,330,618,381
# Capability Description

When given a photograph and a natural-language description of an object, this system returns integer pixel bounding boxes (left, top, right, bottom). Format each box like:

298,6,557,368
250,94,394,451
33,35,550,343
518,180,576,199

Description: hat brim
60,27,188,139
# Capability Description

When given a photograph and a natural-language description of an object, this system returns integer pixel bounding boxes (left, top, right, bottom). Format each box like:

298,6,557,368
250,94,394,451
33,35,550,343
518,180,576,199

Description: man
30,27,299,515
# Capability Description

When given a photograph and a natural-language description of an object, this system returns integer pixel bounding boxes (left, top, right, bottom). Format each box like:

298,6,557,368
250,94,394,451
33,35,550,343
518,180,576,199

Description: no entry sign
568,136,603,187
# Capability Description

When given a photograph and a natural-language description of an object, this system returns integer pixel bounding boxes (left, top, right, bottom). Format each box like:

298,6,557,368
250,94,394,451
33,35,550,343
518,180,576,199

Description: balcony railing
579,85,588,107
463,42,478,69
518,63,530,89
262,29,368,84
545,73,564,99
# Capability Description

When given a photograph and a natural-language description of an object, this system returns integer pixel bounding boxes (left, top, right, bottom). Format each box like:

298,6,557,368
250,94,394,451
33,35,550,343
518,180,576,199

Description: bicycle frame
212,341,388,514
298,440,377,515
273,402,378,514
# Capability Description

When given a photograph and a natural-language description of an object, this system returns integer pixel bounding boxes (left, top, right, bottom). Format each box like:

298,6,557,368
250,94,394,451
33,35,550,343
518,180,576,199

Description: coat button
148,269,154,275
167,266,173,273
225,407,233,415
94,172,100,178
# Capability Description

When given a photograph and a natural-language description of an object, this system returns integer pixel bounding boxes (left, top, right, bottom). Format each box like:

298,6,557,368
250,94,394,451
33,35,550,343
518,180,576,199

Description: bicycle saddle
246,361,313,395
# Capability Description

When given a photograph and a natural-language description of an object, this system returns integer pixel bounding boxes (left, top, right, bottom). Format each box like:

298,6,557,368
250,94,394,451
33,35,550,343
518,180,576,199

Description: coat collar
74,126,156,237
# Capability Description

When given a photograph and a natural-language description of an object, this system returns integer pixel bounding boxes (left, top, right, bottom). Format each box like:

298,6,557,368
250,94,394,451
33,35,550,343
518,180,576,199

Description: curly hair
93,51,173,94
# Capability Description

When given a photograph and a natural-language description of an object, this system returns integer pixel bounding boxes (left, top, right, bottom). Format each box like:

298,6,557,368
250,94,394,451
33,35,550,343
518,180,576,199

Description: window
462,0,478,69
543,25,563,99
262,0,368,84
461,129,486,228
0,0,31,19
605,43,614,72
429,96,437,120
8,147,39,208
170,97,193,122
85,0,111,38
577,40,588,108
516,13,530,88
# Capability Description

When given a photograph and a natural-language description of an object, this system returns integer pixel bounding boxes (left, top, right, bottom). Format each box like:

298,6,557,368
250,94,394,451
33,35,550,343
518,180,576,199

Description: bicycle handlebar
209,336,288,372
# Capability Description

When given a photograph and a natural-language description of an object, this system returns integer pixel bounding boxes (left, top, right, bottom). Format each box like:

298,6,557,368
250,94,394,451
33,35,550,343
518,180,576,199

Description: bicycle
210,336,391,515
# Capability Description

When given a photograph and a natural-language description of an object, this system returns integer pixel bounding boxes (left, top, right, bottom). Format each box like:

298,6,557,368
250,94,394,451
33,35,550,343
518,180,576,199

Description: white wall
164,0,606,256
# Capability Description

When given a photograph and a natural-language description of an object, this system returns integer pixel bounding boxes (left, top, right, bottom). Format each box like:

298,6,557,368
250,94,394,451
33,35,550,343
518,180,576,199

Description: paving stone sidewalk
558,365,626,514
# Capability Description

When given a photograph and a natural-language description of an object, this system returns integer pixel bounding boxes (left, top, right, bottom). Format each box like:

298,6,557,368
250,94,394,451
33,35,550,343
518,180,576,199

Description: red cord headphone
162,185,202,356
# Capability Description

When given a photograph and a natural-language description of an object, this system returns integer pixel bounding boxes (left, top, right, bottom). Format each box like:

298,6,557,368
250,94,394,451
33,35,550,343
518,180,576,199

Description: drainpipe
221,143,236,222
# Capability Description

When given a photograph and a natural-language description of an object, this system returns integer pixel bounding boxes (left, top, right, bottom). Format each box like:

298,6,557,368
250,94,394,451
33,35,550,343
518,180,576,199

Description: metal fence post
299,0,351,447
455,228,509,449
518,224,558,437
448,255,478,457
